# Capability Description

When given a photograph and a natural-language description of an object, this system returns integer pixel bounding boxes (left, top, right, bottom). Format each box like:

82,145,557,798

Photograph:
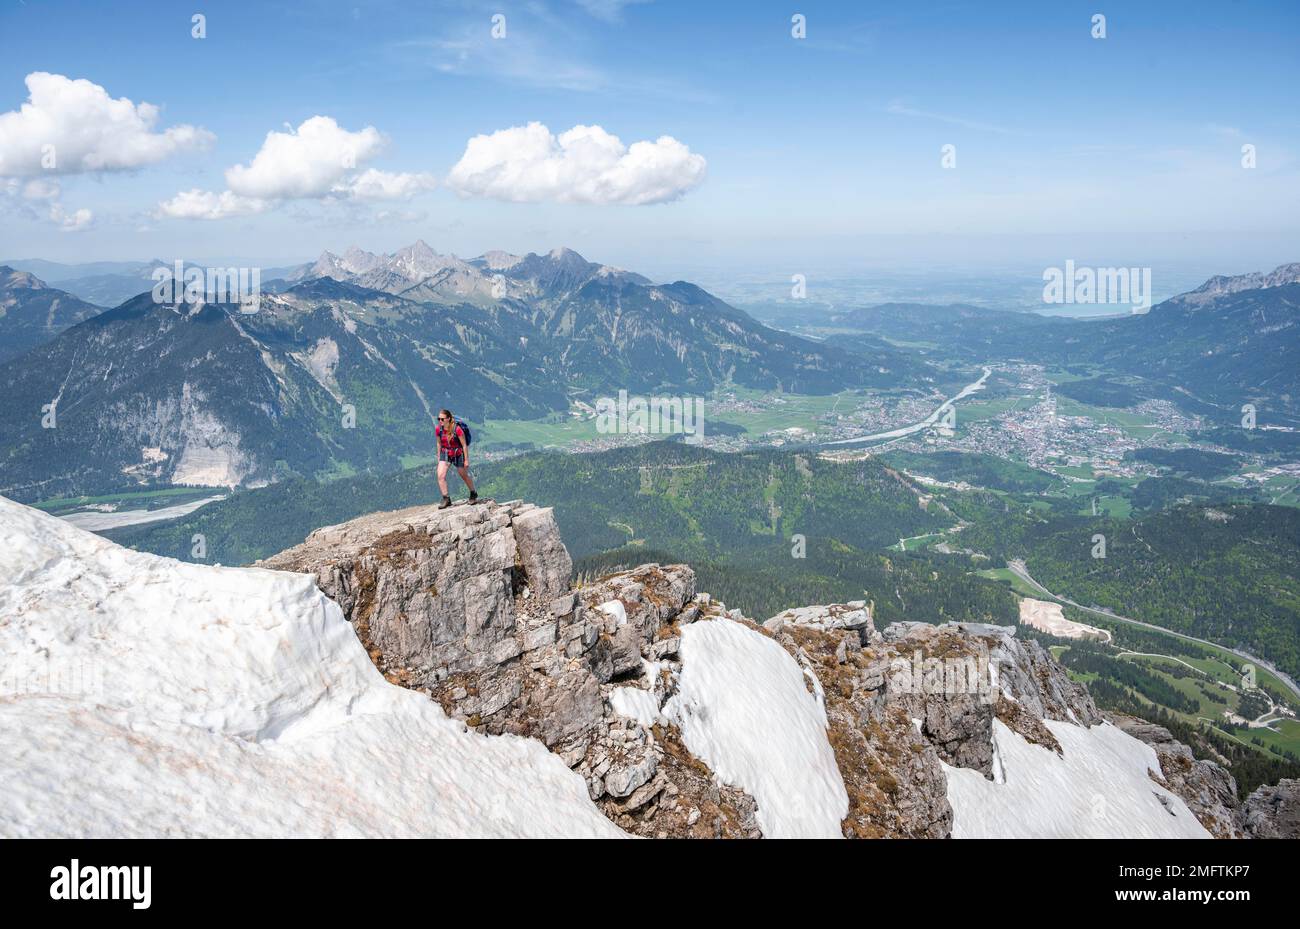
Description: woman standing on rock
435,408,478,508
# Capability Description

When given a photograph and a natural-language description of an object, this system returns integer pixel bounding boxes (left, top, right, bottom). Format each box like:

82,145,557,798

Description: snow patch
597,600,627,627
0,496,624,839
663,617,848,838
609,686,661,727
944,719,1211,838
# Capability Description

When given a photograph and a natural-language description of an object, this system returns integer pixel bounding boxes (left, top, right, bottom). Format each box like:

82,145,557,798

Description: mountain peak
7,488,1282,838
0,494,622,839
1187,262,1300,301
547,246,587,264
395,239,440,259
304,247,384,280
339,246,383,274
478,250,523,270
0,266,47,290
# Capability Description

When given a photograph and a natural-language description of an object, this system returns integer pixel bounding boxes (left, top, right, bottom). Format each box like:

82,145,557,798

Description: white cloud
1,174,92,230
21,178,61,200
156,189,268,220
446,122,706,205
341,167,437,201
48,202,93,231
225,116,385,199
160,116,435,220
0,72,212,178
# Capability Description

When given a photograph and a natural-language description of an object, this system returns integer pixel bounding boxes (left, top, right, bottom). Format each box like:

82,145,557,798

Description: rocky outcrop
765,607,953,838
264,498,1276,840
262,501,595,746
262,501,762,838
759,608,1103,836
262,500,568,672
1238,779,1300,838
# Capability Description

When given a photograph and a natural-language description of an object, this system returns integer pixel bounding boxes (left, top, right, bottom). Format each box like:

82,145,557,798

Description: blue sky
0,0,1297,280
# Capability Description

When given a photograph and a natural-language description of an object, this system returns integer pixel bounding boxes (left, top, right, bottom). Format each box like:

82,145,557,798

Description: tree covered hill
107,442,947,561
106,442,1018,623
965,502,1300,679
0,266,106,364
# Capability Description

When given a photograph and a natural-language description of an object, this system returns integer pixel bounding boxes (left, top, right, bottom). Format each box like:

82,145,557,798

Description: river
60,495,226,531
821,366,992,448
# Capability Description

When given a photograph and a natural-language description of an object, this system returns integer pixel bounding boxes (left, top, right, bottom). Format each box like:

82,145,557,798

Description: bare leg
437,460,450,497
457,465,476,494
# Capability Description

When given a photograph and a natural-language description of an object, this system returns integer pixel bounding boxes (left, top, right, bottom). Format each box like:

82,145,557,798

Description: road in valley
1007,560,1300,704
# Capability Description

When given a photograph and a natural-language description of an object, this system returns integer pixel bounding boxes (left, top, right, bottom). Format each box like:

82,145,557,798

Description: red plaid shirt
437,423,465,452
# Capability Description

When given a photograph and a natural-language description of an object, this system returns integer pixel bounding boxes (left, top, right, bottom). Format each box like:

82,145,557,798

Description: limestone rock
1238,778,1300,838
772,622,953,837
765,601,875,642
260,498,1281,841
511,504,572,602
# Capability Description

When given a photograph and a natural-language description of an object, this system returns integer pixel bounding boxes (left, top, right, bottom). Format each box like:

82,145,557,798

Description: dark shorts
438,447,465,467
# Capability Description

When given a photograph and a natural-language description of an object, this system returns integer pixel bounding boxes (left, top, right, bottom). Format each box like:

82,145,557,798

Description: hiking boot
469,491,479,504
438,495,452,509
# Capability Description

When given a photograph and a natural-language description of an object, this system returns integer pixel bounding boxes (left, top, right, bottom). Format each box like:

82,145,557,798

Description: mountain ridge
824,263,1300,417
0,265,107,364
9,489,1295,837
279,241,664,314
0,247,907,501
1183,262,1300,303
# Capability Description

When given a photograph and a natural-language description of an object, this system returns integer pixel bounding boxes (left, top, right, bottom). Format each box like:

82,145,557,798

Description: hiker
435,408,478,508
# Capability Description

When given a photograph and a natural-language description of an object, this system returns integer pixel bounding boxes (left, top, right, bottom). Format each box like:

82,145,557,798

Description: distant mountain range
1087,279,1300,411
1182,262,1300,304
0,266,105,364
0,257,299,306
2,250,1295,501
827,264,1300,420
0,257,151,283
0,244,919,501
277,241,937,391
276,241,651,307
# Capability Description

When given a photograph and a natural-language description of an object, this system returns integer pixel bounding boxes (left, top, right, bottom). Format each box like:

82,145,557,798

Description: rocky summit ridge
261,498,1300,839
